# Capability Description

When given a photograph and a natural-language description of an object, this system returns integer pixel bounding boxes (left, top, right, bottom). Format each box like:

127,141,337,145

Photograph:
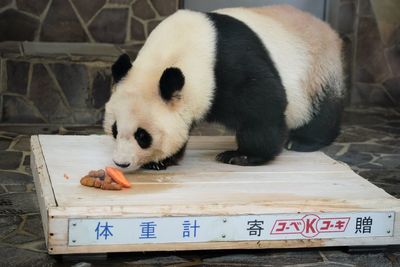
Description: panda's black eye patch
112,122,118,139
134,128,152,149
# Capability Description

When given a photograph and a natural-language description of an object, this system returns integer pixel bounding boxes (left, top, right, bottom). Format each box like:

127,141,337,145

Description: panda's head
103,53,191,169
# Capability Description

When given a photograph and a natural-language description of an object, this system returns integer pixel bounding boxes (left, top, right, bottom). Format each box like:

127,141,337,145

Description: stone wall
0,42,121,124
351,0,400,106
0,0,180,44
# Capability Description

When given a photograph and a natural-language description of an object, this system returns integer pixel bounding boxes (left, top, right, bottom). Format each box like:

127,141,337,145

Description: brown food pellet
88,169,106,180
80,171,122,191
101,183,122,190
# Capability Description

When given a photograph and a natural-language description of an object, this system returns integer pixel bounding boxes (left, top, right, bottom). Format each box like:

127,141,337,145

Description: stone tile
119,43,143,60
339,110,386,126
126,255,188,265
0,151,22,169
50,63,89,108
359,0,373,16
0,137,11,150
151,0,178,16
71,0,106,22
12,136,30,151
148,19,162,35
22,42,120,58
6,60,29,95
16,0,49,16
132,0,156,20
321,144,344,157
0,171,33,185
203,251,323,265
349,143,400,154
5,185,27,193
374,155,400,169
3,232,42,244
383,77,400,105
0,41,22,56
23,214,44,239
0,0,12,8
376,137,400,147
355,17,390,84
323,250,392,267
91,68,112,108
130,17,146,41
2,95,46,123
367,125,400,135
348,144,400,154
109,0,131,4
358,170,400,184
0,215,21,236
41,0,89,42
0,244,56,267
338,2,355,34
23,155,30,166
0,9,39,42
72,109,99,124
337,151,373,166
353,83,396,106
386,46,400,77
89,8,129,43
29,64,73,123
0,192,39,215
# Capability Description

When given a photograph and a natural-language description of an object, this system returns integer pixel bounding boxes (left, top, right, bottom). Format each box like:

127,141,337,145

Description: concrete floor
0,107,399,267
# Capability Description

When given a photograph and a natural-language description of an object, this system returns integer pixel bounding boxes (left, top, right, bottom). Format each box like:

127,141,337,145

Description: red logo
270,214,350,238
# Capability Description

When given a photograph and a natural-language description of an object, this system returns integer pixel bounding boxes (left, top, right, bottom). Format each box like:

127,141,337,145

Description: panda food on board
103,5,345,170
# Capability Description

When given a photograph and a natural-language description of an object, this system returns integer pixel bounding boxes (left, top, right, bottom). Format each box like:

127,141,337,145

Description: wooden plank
37,135,392,211
31,135,400,254
30,136,57,246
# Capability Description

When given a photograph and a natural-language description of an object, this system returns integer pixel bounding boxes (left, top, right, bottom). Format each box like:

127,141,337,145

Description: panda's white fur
104,10,216,168
104,5,344,169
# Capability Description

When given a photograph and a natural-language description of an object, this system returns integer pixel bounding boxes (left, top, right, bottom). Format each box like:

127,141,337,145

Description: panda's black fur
108,7,344,169
205,13,288,165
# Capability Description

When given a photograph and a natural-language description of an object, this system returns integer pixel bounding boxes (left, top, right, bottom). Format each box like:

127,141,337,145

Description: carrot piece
105,167,131,188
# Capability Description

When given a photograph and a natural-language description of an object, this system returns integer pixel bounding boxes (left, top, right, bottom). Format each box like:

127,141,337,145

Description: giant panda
103,5,345,170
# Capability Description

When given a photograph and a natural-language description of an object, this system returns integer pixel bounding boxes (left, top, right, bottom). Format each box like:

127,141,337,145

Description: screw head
223,218,227,223
72,240,76,243
387,230,391,234
72,223,76,226
221,234,226,238
388,214,392,218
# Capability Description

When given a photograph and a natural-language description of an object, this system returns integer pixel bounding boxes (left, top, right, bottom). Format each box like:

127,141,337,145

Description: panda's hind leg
285,94,344,152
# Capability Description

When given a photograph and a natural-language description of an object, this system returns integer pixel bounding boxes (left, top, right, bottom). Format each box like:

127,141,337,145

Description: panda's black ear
112,54,132,83
159,67,185,101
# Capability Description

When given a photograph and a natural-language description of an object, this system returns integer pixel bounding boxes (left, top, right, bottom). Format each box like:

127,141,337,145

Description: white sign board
69,212,394,246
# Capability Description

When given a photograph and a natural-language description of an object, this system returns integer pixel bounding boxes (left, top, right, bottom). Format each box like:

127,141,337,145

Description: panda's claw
141,161,167,171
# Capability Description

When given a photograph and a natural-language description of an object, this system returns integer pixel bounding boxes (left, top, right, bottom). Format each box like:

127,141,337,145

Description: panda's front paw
216,150,248,165
216,150,266,166
141,161,167,170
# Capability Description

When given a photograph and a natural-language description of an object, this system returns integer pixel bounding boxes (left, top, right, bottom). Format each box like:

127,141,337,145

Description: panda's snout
113,160,130,168
113,138,136,169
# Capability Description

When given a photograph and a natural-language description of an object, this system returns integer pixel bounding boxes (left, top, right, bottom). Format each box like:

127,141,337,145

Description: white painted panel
69,212,394,246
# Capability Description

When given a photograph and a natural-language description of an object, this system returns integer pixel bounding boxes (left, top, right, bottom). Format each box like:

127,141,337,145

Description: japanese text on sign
69,212,394,246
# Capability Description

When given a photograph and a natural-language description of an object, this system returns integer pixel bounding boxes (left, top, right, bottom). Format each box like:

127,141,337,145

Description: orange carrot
105,167,131,188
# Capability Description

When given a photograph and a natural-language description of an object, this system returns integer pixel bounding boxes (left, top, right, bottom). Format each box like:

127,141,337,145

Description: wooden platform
31,135,400,254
